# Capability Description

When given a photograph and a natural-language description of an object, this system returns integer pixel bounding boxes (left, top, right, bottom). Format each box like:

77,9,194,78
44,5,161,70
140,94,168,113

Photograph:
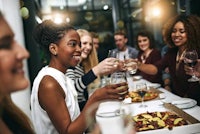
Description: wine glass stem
141,97,144,106
192,68,196,77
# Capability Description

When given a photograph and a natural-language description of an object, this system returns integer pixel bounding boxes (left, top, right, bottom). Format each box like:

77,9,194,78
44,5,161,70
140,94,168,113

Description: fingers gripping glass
183,50,199,82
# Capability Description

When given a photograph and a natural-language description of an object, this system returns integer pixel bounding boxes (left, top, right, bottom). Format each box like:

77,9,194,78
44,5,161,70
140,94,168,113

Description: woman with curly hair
136,14,200,105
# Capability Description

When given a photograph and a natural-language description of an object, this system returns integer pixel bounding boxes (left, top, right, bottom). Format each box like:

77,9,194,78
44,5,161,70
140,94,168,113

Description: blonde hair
77,29,100,89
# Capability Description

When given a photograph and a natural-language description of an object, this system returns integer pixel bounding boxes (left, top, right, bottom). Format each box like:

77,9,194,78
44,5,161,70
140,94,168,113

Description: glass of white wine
124,59,138,75
110,72,127,84
110,72,128,95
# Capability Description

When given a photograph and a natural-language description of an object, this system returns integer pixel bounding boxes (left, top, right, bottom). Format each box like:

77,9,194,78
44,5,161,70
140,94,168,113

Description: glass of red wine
183,50,199,82
136,83,148,108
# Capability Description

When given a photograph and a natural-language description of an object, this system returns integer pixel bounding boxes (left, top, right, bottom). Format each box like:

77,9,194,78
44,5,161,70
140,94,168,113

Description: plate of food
127,91,159,102
132,111,188,132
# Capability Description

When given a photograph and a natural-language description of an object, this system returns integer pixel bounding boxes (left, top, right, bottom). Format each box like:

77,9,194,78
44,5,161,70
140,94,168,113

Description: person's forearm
163,78,171,91
82,70,97,85
138,63,158,75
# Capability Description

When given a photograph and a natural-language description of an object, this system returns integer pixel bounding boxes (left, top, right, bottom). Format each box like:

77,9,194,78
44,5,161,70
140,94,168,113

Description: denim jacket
109,46,138,59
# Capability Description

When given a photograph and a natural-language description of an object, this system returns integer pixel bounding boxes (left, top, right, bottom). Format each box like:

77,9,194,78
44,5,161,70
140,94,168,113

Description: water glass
86,101,135,134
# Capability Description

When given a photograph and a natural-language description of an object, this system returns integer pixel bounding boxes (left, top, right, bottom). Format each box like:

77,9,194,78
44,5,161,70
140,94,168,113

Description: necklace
176,50,186,63
141,49,152,63
176,50,185,70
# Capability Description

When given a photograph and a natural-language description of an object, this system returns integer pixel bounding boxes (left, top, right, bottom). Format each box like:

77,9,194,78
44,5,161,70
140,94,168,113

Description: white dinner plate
148,83,161,89
171,98,197,109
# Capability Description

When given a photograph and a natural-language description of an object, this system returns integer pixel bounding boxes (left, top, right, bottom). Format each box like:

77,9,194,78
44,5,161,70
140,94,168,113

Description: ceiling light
103,5,109,10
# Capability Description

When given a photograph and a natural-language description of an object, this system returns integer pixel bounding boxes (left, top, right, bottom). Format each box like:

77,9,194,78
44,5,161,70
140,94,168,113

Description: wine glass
124,59,138,75
110,72,127,85
108,50,119,58
136,83,148,108
101,50,119,85
110,72,128,95
183,50,199,82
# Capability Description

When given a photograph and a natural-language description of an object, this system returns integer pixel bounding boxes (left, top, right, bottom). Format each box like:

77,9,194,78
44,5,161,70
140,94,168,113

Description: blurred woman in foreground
0,11,34,134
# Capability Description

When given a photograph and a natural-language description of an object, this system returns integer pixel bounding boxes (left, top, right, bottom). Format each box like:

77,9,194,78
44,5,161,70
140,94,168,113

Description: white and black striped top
66,64,97,102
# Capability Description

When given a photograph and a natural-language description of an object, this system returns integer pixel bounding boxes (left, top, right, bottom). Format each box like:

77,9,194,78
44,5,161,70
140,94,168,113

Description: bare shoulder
38,75,66,109
40,75,60,91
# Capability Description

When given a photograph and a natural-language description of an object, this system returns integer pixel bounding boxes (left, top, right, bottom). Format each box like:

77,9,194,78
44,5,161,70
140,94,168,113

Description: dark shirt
137,49,163,85
155,47,200,105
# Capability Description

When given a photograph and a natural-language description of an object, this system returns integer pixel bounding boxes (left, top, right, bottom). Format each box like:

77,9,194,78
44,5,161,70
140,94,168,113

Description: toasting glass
183,50,199,82
124,59,138,75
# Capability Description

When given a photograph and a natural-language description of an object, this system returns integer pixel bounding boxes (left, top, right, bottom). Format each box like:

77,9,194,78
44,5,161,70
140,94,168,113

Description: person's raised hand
184,59,200,78
91,82,129,102
92,57,119,76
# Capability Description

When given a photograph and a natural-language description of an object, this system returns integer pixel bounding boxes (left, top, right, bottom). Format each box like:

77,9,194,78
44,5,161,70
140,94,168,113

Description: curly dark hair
33,20,75,58
136,30,155,50
163,14,200,52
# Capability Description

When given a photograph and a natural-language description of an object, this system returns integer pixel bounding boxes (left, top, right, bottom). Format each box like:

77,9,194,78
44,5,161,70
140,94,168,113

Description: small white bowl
133,75,142,81
148,83,161,89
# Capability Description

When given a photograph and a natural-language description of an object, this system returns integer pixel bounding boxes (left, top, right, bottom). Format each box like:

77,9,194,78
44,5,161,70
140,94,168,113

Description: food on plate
127,91,158,102
132,111,188,132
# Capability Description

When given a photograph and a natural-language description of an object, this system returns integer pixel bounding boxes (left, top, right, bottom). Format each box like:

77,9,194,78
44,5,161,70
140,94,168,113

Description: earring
54,53,57,56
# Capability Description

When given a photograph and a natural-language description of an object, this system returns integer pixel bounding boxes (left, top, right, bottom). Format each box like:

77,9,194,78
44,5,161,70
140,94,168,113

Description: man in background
91,32,100,51
110,30,138,60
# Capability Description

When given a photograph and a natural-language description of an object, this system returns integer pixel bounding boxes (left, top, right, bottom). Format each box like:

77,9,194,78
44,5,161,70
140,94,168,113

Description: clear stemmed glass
108,50,119,58
136,83,148,108
110,72,128,96
107,50,120,67
110,72,127,84
101,50,119,86
183,50,199,82
124,59,138,75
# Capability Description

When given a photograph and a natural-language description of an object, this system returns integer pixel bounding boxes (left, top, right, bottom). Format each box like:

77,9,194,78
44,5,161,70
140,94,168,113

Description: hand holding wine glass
185,59,200,79
107,50,120,67
110,72,127,84
110,72,128,95
183,50,199,82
